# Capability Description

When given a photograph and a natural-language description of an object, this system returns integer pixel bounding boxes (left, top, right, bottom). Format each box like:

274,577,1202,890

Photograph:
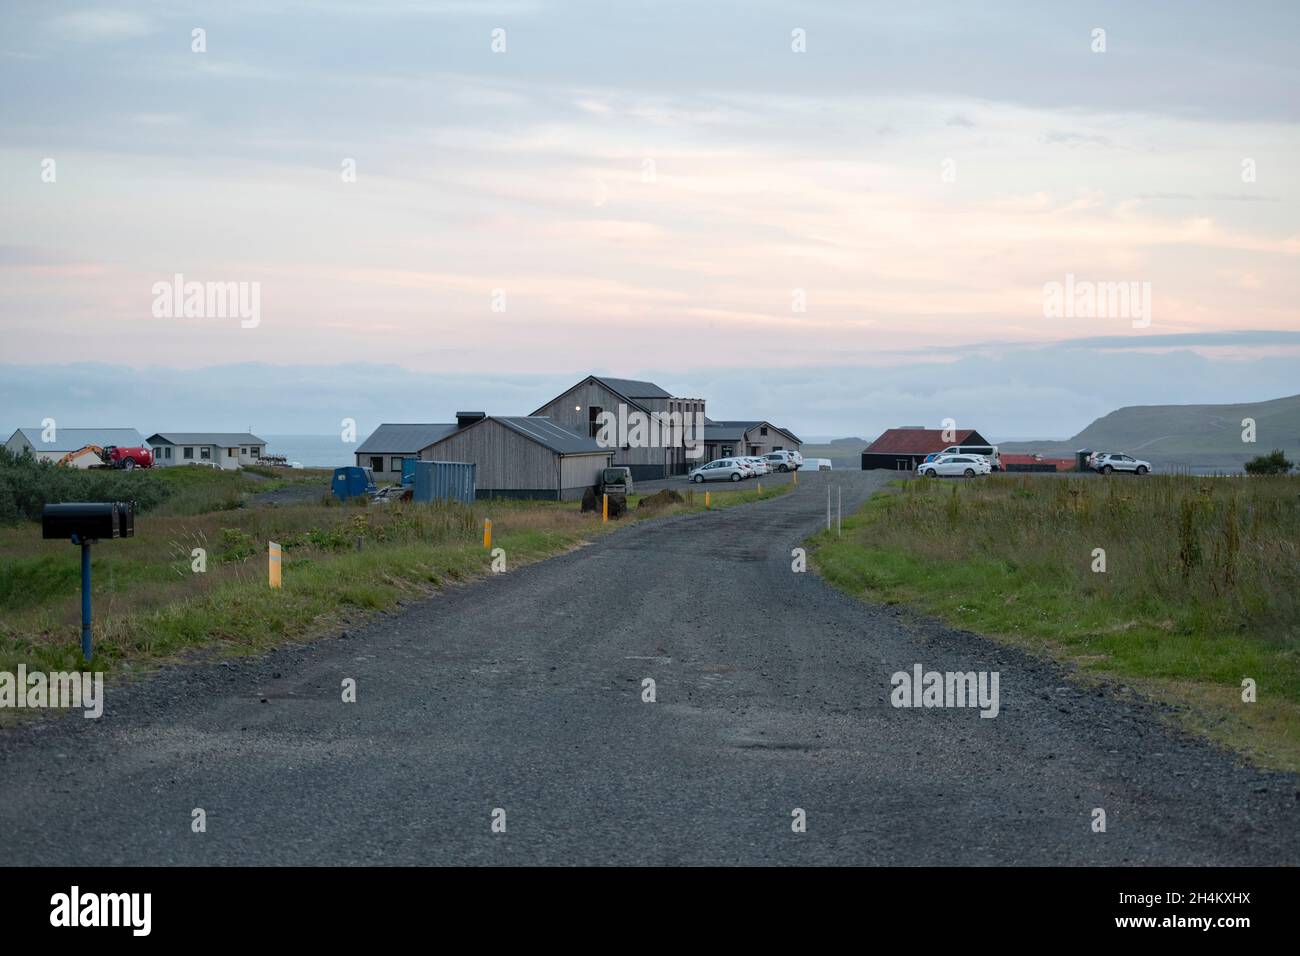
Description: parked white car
917,454,991,478
690,458,746,482
1091,452,1151,475
939,444,1001,472
746,456,771,476
763,450,802,472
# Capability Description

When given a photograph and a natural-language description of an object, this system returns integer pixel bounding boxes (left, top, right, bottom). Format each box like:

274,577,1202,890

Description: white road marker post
837,486,842,536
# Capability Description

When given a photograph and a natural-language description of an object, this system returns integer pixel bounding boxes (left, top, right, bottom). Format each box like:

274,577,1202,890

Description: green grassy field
0,469,787,687
808,474,1300,770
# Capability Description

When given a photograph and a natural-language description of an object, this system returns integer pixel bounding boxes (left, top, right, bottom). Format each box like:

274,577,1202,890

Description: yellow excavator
56,445,106,467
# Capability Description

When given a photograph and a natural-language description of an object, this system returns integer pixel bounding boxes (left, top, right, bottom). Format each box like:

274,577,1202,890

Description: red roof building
860,427,992,470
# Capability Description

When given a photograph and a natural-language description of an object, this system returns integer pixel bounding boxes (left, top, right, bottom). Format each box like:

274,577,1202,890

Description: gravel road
1,470,1296,865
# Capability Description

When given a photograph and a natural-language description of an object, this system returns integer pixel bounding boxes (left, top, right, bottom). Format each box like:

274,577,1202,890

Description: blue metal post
80,537,92,662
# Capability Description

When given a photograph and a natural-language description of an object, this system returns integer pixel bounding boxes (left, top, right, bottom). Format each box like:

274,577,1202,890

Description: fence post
268,541,282,589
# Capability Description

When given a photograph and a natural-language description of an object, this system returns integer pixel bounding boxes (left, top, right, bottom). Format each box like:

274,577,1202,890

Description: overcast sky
1,1,1297,438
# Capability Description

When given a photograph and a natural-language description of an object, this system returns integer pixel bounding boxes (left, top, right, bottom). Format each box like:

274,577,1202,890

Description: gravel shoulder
0,470,1295,865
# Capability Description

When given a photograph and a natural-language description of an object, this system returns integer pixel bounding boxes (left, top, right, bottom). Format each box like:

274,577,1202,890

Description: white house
147,432,267,470
4,427,146,467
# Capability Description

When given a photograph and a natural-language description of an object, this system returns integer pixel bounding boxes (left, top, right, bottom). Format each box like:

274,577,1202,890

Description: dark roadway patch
0,470,1296,865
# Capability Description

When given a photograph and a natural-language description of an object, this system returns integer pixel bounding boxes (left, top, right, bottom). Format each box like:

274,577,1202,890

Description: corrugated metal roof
595,376,672,399
703,423,749,441
11,427,145,452
491,416,609,455
356,423,458,454
148,432,265,447
864,428,981,455
704,420,803,445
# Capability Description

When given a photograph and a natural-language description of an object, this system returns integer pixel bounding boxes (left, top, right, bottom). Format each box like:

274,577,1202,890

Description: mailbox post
42,501,135,662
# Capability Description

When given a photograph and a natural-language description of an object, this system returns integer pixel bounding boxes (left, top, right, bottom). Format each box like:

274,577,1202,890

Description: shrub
0,448,174,524
1244,449,1295,476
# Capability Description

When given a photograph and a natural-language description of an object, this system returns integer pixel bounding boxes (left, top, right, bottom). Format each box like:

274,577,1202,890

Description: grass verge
807,474,1300,771
0,474,790,712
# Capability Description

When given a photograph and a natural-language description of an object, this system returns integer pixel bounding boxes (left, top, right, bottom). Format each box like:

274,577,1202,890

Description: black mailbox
41,502,126,541
117,500,135,538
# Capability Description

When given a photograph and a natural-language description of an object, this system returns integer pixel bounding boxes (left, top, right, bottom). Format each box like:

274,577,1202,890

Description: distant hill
1003,394,1300,472
801,438,871,467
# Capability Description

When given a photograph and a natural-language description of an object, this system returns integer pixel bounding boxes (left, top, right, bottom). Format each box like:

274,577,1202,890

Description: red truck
100,445,154,470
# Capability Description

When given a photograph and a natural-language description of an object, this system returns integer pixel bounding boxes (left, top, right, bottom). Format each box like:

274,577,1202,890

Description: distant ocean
262,435,357,469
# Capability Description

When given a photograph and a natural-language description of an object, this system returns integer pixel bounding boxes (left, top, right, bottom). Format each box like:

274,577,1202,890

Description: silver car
689,458,746,482
1091,452,1151,475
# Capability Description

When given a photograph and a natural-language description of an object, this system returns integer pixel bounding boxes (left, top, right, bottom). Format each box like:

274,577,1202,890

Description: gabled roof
357,423,458,455
493,416,609,455
703,420,803,445
864,428,984,455
595,376,672,399
429,416,609,456
9,427,144,452
532,374,679,416
147,432,265,447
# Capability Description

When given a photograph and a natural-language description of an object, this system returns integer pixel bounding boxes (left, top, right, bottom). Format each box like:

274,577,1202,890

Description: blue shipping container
332,466,377,501
411,461,476,505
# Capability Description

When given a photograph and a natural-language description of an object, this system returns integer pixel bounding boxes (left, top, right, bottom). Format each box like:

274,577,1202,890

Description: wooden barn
860,427,992,471
531,375,706,480
419,414,612,501
701,420,802,461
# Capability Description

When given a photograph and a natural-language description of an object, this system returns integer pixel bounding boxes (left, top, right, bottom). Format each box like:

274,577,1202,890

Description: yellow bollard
705,491,710,509
268,541,282,589
757,482,763,495
483,518,492,549
792,469,797,485
602,493,608,523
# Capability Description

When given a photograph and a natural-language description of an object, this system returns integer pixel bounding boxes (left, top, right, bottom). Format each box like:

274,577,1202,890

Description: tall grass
811,474,1300,768
877,474,1299,640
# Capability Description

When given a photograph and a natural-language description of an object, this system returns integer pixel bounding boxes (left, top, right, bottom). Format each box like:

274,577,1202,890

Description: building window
200,447,211,460
164,446,173,459
228,448,236,457
722,445,733,457
240,447,248,455
370,456,383,472
391,456,405,472
588,405,603,438
760,426,768,436
183,447,194,460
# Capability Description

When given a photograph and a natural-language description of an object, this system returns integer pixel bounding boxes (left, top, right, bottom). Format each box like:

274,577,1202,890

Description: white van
939,444,1001,471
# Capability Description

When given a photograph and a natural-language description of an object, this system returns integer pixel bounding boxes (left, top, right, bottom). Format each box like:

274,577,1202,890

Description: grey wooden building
420,414,612,501
531,375,706,480
701,420,802,462
356,422,459,479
